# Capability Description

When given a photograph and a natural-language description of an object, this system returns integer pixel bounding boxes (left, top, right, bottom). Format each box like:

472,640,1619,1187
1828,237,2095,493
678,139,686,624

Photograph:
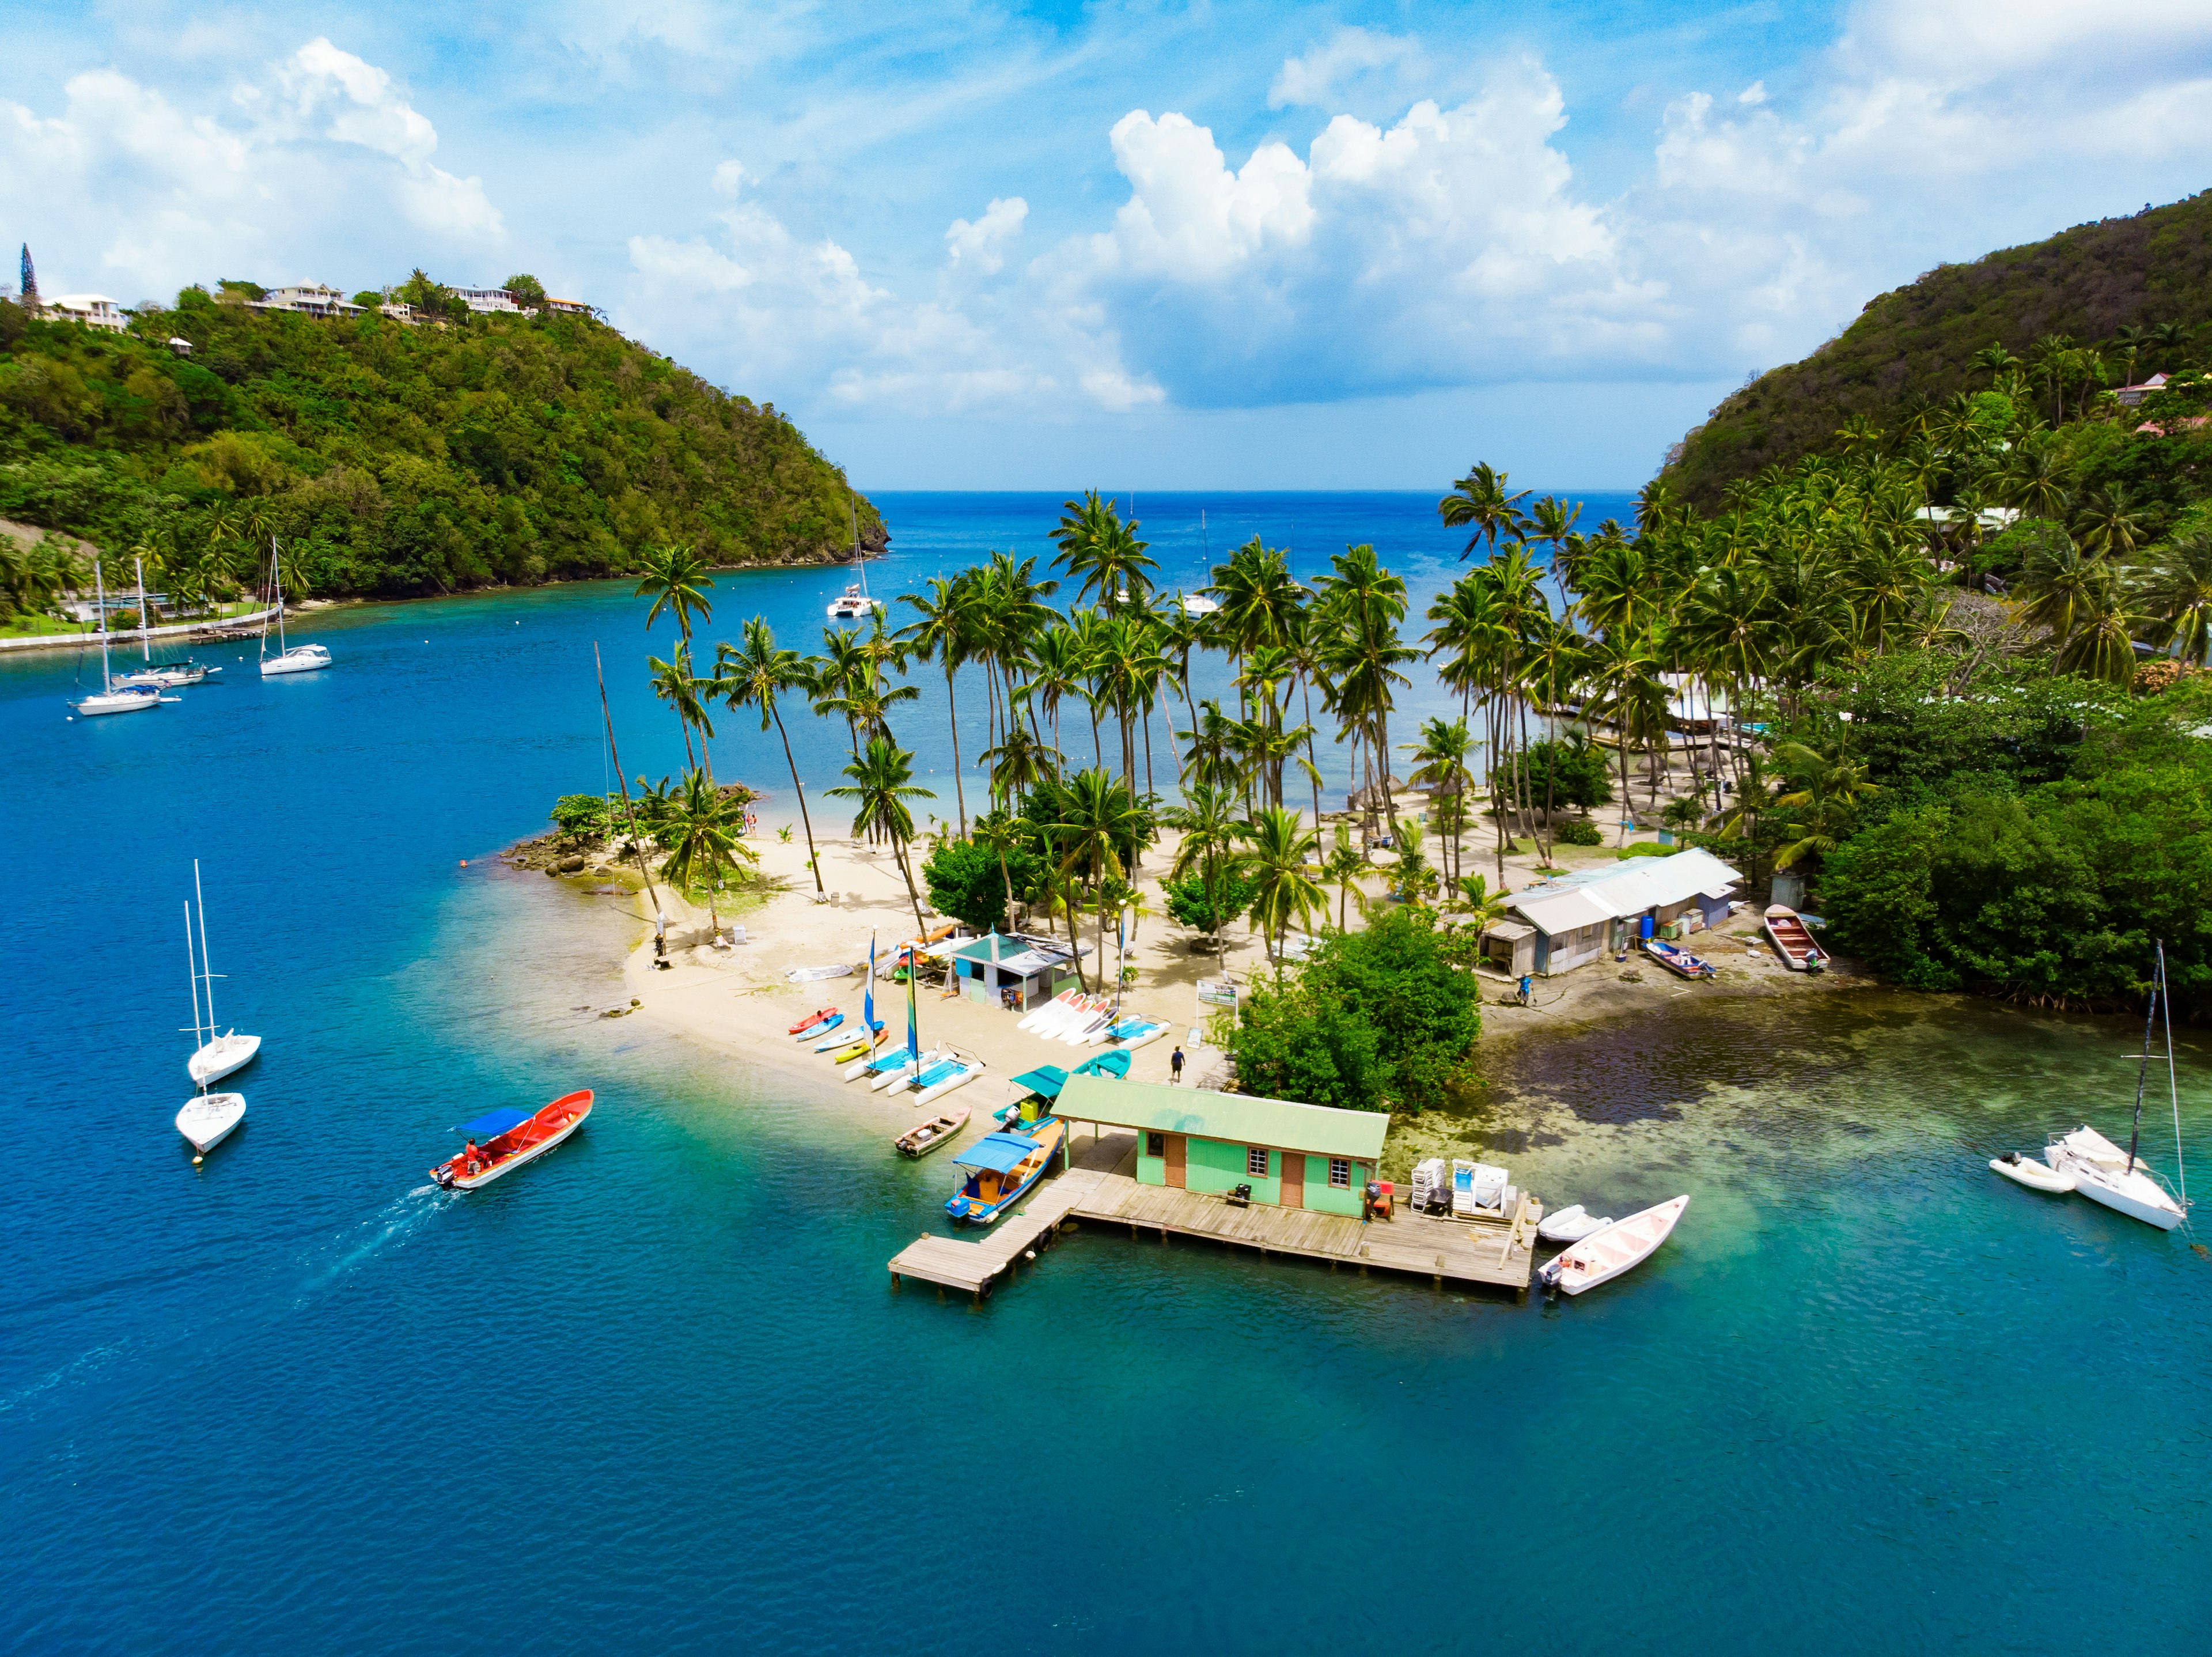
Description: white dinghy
1539,1195,1690,1295
1990,1152,2075,1194
786,963,854,983
1537,1203,1614,1243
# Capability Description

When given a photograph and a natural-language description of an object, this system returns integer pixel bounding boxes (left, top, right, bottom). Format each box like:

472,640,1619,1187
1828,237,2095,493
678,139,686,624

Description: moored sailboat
175,900,244,1160
70,560,162,718
259,541,331,676
2036,944,2191,1231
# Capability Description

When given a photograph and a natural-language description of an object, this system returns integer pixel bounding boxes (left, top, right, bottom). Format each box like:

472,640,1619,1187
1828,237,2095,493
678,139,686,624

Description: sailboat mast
137,554,150,663
94,558,113,693
849,494,868,601
2158,940,2188,1210
272,540,287,654
2127,954,2158,1176
185,900,204,1058
194,859,218,1031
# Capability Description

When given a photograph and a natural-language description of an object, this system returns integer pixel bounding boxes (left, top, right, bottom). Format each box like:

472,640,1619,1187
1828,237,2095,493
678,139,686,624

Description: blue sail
863,932,876,1030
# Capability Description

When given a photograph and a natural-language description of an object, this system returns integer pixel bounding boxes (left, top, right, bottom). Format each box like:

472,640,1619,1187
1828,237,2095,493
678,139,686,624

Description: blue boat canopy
457,1106,531,1138
953,1131,1043,1173
1009,1064,1069,1099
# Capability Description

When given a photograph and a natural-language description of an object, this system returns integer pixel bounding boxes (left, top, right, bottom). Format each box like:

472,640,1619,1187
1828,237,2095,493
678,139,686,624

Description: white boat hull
1537,1203,1614,1243
74,690,162,716
1113,1022,1171,1051
176,1091,246,1153
188,1030,262,1086
1990,1153,2075,1194
1541,1194,1690,1295
913,1062,983,1108
2046,1126,2187,1229
260,645,331,676
446,1110,587,1190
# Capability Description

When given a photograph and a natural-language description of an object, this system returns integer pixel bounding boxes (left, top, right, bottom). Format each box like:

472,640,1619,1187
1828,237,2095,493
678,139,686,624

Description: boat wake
295,1184,455,1299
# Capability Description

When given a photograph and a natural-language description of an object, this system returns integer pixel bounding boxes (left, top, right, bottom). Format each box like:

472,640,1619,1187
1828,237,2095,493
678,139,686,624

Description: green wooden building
1054,1075,1387,1218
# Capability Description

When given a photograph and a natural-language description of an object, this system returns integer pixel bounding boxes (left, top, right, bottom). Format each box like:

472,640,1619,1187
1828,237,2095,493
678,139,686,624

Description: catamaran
259,541,331,676
825,497,884,619
175,899,245,1159
184,860,261,1087
70,560,163,717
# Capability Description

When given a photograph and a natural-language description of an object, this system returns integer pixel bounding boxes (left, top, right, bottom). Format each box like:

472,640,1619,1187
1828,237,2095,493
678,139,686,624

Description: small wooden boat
431,1090,593,1191
1537,1203,1613,1243
1641,937,1715,980
895,1106,971,1158
1763,905,1825,972
1990,1152,2075,1194
787,1007,836,1034
945,1117,1068,1225
1539,1194,1688,1295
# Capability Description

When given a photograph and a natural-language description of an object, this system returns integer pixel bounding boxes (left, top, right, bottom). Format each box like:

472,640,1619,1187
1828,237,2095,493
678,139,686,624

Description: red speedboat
432,1090,593,1190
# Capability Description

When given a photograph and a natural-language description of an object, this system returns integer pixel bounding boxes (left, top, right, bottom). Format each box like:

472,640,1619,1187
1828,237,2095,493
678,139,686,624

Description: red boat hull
788,1007,836,1034
432,1089,594,1190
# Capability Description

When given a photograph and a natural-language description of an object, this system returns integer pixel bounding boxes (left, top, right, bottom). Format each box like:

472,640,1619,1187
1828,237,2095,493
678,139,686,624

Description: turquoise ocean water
3,493,2208,1653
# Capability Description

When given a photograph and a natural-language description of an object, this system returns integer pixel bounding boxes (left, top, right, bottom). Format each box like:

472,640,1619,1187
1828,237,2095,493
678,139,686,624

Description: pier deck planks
888,1125,1537,1299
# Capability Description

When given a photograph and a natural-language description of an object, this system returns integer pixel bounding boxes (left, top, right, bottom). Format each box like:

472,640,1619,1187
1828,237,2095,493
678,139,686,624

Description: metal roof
1056,1076,1388,1160
1505,848,1743,936
953,1131,1046,1173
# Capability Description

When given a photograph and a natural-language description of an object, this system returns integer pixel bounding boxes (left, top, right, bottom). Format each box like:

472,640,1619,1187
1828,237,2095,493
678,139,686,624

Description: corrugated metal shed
1055,1076,1389,1160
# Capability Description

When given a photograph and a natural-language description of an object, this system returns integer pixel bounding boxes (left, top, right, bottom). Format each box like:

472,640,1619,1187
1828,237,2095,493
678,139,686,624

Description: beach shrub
1518,736,1614,809
1162,870,1257,936
922,835,1038,935
1225,907,1480,1113
550,793,609,841
1555,818,1604,846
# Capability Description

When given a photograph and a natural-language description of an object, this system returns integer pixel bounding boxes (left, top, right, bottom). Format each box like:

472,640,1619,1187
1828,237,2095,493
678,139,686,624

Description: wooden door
1279,1152,1305,1208
1164,1134,1186,1188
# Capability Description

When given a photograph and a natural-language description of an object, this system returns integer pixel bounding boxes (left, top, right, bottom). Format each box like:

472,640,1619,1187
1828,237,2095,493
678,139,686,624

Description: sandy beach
532,786,1857,1163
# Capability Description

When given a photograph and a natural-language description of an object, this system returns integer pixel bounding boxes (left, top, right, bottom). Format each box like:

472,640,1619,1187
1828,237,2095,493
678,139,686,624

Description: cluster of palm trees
0,531,84,622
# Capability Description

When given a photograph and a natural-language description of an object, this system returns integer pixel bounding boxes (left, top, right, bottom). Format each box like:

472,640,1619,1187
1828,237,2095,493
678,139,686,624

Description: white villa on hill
251,283,363,319
46,294,129,332
452,285,520,314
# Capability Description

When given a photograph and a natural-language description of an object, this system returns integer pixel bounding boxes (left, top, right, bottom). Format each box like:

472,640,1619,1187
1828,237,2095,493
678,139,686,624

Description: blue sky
5,1,2211,490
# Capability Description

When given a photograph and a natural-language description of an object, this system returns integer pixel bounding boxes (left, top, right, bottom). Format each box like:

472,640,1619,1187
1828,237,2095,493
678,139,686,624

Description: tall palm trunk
770,702,825,895
944,663,968,838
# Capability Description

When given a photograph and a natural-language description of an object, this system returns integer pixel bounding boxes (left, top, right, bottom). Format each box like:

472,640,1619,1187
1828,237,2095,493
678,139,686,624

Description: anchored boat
1540,1195,1690,1295
944,1117,1067,1226
431,1090,594,1190
896,1107,971,1158
1763,905,1825,971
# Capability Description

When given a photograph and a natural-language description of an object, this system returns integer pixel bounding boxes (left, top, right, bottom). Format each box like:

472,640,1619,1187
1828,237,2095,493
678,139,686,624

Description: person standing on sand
1170,1046,1184,1084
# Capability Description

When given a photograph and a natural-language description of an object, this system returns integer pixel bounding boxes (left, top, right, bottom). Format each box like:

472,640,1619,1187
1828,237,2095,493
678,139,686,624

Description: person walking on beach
1170,1045,1184,1084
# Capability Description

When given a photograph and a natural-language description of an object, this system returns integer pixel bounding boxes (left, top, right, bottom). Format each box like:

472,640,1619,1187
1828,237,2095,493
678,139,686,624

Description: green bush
1224,907,1480,1113
923,835,1039,935
1555,818,1604,846
1519,736,1615,809
1162,870,1257,935
550,793,609,839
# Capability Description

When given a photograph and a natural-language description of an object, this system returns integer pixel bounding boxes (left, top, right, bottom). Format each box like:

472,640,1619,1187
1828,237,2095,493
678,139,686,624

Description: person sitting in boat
464,1140,484,1173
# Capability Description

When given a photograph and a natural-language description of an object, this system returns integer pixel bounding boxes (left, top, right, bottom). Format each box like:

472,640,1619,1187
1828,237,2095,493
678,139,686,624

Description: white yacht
183,861,262,1087
259,542,331,675
176,893,247,1159
113,554,221,690
70,560,162,717
825,497,884,619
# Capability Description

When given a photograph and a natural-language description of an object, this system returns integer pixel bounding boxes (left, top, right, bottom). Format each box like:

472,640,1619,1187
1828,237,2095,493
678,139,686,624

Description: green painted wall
1187,1136,1281,1204
1132,1137,1369,1213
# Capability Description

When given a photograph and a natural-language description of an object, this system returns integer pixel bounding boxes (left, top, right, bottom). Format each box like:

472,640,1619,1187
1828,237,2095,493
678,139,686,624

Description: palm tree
717,617,826,897
1234,807,1325,969
978,724,1060,808
2012,526,2112,643
1438,461,1531,559
1051,491,1157,612
1446,873,1509,935
2073,483,2146,558
1403,716,1475,884
1321,826,1368,930
2134,524,2212,664
825,737,935,935
657,766,757,933
1050,767,1154,997
648,651,708,769
1163,781,1244,969
971,813,1028,934
1315,543,1416,848
1770,742,1880,873
1587,630,1668,846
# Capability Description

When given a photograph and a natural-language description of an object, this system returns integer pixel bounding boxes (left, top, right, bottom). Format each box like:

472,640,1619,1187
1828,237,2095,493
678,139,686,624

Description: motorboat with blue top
944,1117,1067,1226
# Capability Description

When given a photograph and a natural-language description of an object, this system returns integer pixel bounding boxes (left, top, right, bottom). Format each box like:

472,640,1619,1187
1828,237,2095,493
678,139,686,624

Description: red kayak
431,1090,593,1191
787,1007,836,1034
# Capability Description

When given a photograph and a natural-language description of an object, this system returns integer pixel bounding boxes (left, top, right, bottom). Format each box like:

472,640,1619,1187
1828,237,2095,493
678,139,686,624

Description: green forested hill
1665,191,2212,506
0,283,878,597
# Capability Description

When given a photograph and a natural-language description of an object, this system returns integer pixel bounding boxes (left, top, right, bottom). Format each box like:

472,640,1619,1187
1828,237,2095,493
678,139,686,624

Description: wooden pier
888,1132,1539,1302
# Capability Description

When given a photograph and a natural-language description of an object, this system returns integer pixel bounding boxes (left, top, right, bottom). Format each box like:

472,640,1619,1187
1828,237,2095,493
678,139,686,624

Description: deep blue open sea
4,493,2209,1654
